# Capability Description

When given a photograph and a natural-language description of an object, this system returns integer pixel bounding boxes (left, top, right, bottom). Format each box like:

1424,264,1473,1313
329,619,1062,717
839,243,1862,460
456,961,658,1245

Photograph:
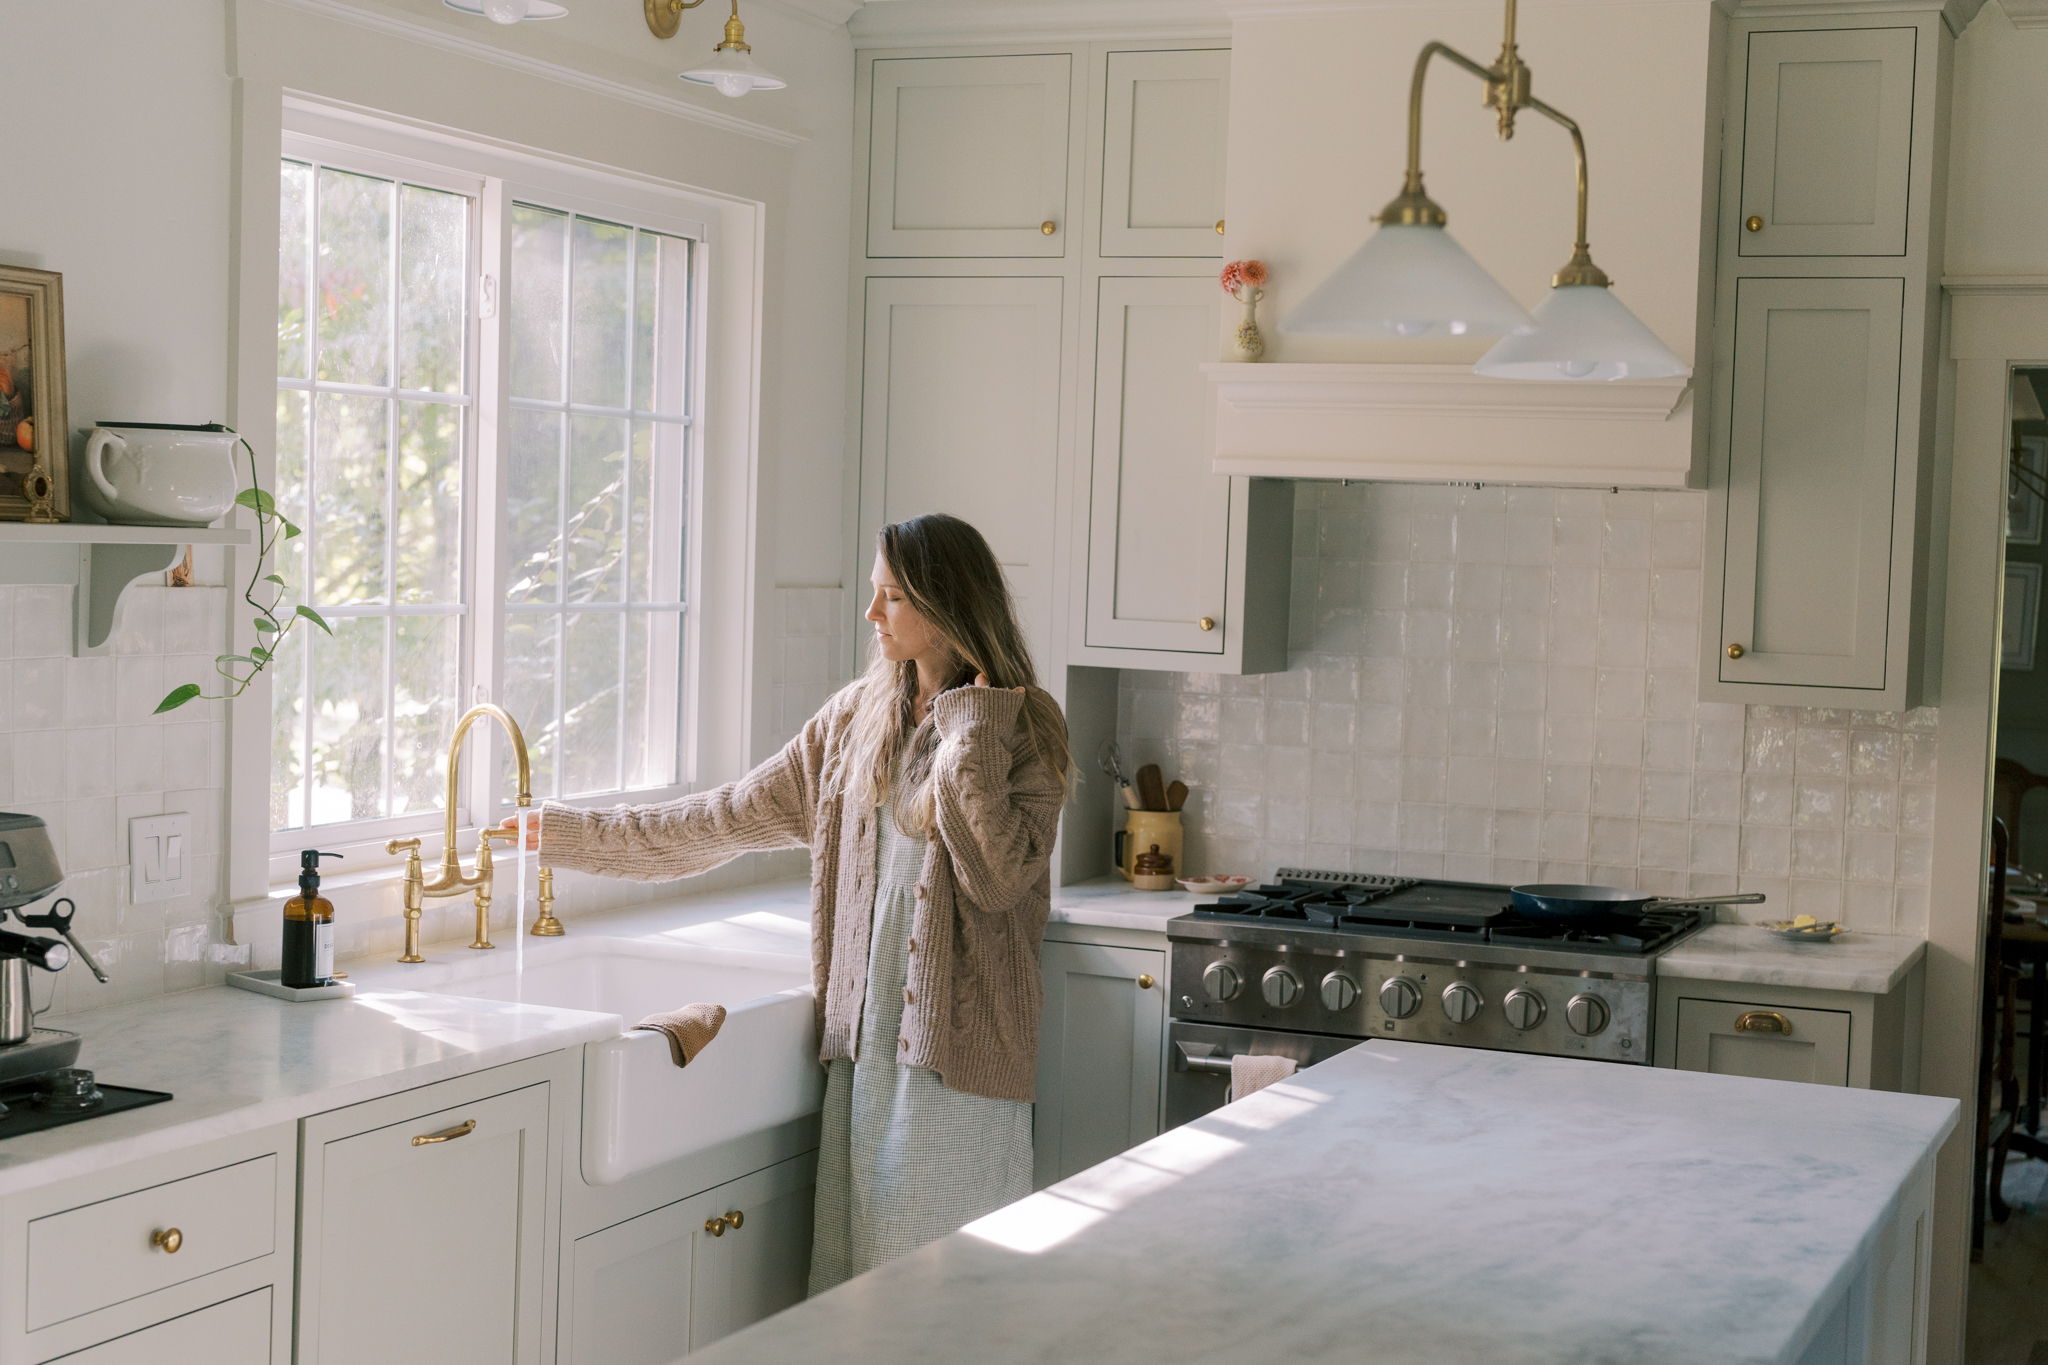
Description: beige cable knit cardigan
538,684,1066,1103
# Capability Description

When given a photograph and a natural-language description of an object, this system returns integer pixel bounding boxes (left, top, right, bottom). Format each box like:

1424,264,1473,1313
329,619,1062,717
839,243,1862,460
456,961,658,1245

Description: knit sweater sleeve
926,686,1065,911
538,695,841,881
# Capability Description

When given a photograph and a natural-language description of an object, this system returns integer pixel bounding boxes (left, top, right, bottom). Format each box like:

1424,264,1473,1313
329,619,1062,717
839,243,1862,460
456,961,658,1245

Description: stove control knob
1201,961,1241,1003
1501,988,1546,1031
1440,981,1483,1024
1261,966,1302,1009
1320,972,1359,1012
1565,993,1611,1037
1379,975,1422,1020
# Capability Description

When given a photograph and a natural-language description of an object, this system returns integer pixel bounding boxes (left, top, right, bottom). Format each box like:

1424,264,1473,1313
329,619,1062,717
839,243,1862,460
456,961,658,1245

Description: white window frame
259,111,715,888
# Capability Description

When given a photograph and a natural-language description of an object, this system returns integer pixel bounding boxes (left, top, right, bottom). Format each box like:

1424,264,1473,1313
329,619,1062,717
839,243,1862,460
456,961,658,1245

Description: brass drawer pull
151,1227,183,1254
1041,220,1057,235
1215,219,1225,235
1198,617,1215,632
1734,1011,1792,1036
1137,974,1155,990
1746,215,1764,232
412,1118,478,1147
1726,643,1744,659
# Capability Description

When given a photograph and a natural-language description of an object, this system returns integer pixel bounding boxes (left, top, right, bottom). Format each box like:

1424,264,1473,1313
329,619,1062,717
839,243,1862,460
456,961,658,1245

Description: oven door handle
1174,1042,1234,1074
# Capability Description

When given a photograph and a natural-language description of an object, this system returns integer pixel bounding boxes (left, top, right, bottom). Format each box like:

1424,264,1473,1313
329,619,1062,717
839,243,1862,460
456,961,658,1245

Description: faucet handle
386,837,422,856
482,827,517,846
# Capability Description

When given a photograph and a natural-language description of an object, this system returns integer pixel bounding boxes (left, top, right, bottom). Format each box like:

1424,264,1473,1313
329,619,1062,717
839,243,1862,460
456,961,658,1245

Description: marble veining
695,1041,1958,1365
1659,924,1926,994
0,879,818,1196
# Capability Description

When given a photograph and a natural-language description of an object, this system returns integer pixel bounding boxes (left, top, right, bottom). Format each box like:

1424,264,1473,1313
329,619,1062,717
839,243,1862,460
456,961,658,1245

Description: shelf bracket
76,542,183,655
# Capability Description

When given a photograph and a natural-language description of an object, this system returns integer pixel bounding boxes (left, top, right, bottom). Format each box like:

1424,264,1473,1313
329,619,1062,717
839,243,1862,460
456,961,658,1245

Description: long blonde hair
827,514,1071,831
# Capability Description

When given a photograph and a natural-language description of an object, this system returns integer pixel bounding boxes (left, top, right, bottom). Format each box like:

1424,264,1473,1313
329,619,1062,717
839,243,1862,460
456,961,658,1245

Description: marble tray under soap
227,970,356,1002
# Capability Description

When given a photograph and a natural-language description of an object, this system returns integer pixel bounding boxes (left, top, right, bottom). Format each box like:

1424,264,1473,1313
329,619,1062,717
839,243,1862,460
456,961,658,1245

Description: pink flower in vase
1220,259,1267,300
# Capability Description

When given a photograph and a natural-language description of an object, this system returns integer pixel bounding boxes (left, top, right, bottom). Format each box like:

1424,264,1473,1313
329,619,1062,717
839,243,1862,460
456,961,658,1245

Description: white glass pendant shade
443,0,568,21
1282,223,1535,341
1472,284,1690,381
681,48,786,97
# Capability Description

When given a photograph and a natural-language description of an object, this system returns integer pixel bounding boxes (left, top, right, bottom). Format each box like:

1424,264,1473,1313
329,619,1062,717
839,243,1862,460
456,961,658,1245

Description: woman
525,512,1070,1293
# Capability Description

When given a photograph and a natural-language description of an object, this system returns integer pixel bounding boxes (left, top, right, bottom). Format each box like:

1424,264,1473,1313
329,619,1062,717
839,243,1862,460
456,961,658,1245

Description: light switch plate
130,814,192,904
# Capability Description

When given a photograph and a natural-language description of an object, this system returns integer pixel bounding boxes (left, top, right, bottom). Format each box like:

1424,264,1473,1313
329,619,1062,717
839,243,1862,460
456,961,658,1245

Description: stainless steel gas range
1164,869,1715,1127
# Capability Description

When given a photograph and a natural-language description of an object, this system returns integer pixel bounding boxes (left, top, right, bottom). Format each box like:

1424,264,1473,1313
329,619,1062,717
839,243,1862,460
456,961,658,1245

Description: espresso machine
0,814,171,1134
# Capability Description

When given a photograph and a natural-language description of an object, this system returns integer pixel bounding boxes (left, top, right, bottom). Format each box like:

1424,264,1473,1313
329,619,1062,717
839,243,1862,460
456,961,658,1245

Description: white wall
0,0,854,1009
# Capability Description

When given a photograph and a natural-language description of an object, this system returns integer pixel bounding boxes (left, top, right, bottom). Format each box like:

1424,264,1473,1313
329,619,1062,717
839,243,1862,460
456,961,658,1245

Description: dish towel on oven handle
1228,1053,1297,1102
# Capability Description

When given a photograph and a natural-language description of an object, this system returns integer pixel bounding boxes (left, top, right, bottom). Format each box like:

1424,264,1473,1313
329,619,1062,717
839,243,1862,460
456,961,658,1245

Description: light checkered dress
808,755,1035,1295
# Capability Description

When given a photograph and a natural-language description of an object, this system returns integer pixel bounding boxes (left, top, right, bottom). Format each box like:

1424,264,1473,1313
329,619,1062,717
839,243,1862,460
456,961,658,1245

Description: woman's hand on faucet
498,815,542,851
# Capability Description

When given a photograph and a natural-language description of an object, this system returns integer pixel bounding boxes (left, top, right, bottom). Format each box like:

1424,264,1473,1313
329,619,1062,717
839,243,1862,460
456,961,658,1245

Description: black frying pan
1509,883,1765,925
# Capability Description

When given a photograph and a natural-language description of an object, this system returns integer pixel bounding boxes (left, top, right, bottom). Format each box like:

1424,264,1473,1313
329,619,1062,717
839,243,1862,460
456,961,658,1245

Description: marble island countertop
0,878,817,1196
1053,878,1929,994
696,1041,1959,1365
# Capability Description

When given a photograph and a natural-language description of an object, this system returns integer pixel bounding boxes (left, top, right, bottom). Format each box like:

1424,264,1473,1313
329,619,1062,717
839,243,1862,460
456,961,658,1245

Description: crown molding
1721,0,1983,33
1219,0,1707,16
263,0,808,148
2000,0,2048,24
753,0,865,29
849,0,1228,47
1944,275,2048,295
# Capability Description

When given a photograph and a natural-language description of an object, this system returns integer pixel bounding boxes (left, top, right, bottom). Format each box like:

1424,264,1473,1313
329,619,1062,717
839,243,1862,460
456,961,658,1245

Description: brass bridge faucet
385,704,560,963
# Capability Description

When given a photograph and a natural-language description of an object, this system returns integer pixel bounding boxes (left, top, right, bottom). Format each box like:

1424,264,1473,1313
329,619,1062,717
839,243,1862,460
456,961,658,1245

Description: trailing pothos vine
154,433,333,714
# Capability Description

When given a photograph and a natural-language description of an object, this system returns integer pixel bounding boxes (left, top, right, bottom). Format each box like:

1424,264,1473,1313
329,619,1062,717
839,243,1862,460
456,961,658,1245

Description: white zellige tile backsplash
1117,484,1936,937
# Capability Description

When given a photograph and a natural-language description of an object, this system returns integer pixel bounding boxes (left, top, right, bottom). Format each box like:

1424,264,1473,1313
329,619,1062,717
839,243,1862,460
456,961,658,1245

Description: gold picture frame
0,265,67,523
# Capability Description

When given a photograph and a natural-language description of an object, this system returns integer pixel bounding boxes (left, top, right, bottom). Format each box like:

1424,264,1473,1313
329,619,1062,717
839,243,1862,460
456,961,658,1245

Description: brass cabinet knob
1041,220,1057,235
1137,974,1155,990
1215,220,1225,234
727,1209,744,1229
1726,643,1745,659
152,1228,183,1254
1745,215,1764,232
1735,1010,1792,1036
706,1216,727,1236
1198,617,1215,632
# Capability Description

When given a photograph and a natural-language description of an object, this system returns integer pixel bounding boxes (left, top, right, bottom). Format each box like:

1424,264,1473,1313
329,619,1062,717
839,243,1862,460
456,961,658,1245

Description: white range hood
1209,0,1720,488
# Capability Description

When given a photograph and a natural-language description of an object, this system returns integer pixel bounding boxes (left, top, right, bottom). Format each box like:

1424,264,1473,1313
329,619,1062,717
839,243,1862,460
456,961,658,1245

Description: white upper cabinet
1099,50,1230,257
1716,276,1905,693
857,276,1065,664
866,55,1073,258
1738,27,1917,257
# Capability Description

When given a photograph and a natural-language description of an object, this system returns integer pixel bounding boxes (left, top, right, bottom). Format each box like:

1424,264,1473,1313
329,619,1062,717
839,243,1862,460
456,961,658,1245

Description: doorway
1967,367,2048,1365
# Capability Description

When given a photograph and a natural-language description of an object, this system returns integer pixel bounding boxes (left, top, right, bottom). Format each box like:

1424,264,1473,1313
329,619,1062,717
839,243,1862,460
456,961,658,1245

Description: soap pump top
297,849,342,903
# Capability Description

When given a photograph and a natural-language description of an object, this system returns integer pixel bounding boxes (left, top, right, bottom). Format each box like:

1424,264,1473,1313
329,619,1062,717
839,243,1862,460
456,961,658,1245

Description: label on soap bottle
314,921,334,982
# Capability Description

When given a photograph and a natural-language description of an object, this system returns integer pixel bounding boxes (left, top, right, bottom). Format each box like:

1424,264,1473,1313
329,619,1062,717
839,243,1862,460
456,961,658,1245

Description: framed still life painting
0,265,67,522
2005,561,2041,671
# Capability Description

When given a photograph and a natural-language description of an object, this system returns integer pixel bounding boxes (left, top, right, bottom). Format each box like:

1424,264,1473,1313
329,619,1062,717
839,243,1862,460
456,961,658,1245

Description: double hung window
269,138,699,869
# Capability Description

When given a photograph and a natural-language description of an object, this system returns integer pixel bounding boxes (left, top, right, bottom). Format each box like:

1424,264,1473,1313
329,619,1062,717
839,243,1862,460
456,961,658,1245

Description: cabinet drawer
1675,997,1852,1087
42,1287,272,1365
28,1154,275,1331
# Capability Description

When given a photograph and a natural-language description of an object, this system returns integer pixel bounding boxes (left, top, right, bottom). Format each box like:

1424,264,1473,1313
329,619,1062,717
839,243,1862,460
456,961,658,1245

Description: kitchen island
694,1040,1957,1365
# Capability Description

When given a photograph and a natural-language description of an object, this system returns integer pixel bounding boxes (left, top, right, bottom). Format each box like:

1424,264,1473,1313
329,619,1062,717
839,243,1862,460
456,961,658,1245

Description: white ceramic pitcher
80,423,241,527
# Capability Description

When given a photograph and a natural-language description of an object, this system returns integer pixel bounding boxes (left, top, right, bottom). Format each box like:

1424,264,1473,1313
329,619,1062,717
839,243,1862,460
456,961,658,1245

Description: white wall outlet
130,814,192,904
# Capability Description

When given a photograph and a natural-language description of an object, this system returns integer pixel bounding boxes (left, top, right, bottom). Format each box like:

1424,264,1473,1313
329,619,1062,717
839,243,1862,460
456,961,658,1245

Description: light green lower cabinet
565,1152,815,1364
1034,928,1168,1189
45,1288,272,1364
1656,965,1924,1092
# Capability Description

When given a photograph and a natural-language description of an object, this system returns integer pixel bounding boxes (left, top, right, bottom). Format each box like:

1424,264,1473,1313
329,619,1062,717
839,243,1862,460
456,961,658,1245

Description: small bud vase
1232,285,1265,362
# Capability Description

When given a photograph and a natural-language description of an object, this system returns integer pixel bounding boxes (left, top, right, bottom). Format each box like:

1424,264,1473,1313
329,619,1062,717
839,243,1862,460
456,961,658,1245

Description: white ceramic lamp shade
1473,284,1689,381
442,0,569,21
681,48,786,97
1282,223,1535,340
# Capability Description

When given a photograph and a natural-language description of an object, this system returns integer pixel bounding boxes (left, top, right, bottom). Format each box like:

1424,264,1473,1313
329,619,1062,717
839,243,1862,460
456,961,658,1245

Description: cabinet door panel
567,1190,710,1365
1675,997,1852,1087
858,277,1062,663
1739,28,1915,257
1101,50,1230,257
299,1083,550,1365
45,1288,272,1365
868,55,1071,258
691,1157,814,1351
1718,277,1903,691
1033,941,1165,1189
1086,278,1228,653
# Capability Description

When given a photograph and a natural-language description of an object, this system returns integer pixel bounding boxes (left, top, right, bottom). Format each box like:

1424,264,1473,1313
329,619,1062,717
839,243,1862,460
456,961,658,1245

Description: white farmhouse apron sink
403,937,821,1185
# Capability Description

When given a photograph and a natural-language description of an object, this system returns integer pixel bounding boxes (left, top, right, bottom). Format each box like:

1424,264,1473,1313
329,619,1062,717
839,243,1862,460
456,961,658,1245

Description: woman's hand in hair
973,673,1027,693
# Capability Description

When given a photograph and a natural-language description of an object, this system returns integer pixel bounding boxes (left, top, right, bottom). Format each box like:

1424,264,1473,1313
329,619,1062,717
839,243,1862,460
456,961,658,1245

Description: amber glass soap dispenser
282,849,343,989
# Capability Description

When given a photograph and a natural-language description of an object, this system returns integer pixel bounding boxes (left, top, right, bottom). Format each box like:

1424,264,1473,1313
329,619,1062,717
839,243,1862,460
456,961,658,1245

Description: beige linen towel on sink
632,1003,728,1068
1228,1054,1297,1102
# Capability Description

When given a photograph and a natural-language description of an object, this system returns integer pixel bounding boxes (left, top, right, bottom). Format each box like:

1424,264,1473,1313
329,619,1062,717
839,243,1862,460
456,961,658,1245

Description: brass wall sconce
644,0,703,40
647,0,786,95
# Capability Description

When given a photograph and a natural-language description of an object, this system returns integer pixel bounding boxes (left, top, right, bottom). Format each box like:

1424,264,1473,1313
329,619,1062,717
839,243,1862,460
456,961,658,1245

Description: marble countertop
0,879,818,1196
1048,877,1204,931
696,1041,1960,1365
1658,924,1927,994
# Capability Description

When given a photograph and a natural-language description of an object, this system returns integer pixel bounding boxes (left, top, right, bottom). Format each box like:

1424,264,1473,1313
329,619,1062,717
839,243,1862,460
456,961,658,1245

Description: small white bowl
1176,875,1252,896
